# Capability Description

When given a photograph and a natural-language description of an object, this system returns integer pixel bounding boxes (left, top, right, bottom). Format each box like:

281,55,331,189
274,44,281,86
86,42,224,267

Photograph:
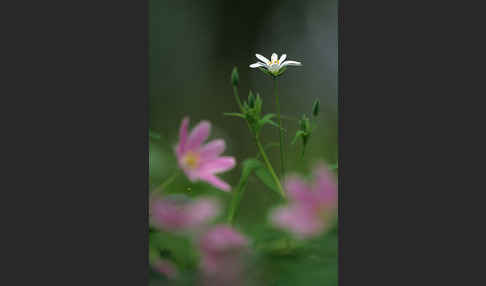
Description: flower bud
231,67,239,86
248,91,255,108
312,99,320,117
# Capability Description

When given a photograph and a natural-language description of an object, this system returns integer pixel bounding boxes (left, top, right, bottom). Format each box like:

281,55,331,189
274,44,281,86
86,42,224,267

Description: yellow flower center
182,151,200,169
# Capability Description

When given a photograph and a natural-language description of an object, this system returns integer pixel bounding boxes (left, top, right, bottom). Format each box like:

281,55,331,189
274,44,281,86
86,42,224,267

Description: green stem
273,78,285,177
227,82,286,224
226,84,249,224
152,170,180,194
233,85,243,112
254,134,286,199
227,178,246,224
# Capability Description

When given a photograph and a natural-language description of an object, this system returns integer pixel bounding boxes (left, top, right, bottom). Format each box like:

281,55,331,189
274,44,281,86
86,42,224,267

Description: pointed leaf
261,113,276,122
291,130,306,144
223,112,246,119
237,159,281,196
259,116,285,131
227,158,265,222
254,166,279,193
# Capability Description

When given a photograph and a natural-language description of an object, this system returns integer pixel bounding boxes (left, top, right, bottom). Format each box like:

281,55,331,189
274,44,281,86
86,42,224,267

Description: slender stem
226,84,249,224
227,179,246,224
273,78,285,177
227,83,286,225
233,86,243,112
152,170,180,194
254,134,286,199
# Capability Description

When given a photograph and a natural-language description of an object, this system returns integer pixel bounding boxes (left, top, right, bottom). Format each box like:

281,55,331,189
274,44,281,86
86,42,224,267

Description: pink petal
186,198,221,227
284,175,313,202
200,173,231,191
199,139,226,160
186,120,211,150
176,117,190,157
312,164,338,207
270,204,324,239
200,157,236,174
198,225,248,282
182,167,200,182
150,198,188,231
200,225,248,253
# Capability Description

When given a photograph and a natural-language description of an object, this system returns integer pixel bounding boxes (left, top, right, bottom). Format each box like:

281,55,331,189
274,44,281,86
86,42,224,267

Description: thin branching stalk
254,134,286,199
227,179,246,224
274,77,285,177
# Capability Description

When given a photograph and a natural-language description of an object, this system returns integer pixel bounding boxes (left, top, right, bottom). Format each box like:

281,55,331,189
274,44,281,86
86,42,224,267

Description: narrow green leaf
223,112,246,119
240,159,280,194
291,130,306,144
266,119,284,130
227,158,264,223
261,113,276,122
312,98,320,116
254,166,279,193
241,158,263,179
259,116,284,131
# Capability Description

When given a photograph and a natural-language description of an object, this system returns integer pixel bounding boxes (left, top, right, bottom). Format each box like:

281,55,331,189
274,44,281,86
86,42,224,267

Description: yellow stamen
182,151,199,169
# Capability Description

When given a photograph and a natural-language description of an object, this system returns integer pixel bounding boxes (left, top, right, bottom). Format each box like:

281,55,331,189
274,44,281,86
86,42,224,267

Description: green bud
312,99,320,117
248,91,255,108
231,67,239,86
255,93,262,111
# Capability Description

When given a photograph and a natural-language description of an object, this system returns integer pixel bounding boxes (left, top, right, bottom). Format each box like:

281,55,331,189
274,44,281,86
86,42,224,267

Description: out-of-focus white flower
250,53,302,76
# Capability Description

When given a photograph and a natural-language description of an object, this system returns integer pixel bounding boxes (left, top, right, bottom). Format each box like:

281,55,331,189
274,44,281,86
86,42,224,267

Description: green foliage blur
149,0,337,285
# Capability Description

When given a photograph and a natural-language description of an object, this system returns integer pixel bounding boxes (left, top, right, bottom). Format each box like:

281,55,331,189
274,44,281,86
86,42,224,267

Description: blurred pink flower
198,225,249,286
150,195,220,232
176,117,236,192
151,258,178,279
270,163,338,239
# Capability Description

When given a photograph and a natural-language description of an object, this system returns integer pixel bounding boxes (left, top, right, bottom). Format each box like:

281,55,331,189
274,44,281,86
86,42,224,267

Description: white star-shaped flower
250,53,302,76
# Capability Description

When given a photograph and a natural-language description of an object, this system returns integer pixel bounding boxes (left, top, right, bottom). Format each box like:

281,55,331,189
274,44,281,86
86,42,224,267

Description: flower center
182,151,200,170
268,63,280,73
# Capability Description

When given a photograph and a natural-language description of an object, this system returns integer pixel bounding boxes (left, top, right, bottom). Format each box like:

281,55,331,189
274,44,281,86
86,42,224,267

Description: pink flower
151,258,178,279
270,163,338,239
150,195,220,233
176,117,236,192
198,225,249,286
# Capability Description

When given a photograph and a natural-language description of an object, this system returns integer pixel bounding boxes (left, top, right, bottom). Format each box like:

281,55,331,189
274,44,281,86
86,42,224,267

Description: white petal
250,62,266,68
255,54,270,65
279,54,287,63
280,60,302,67
271,53,278,62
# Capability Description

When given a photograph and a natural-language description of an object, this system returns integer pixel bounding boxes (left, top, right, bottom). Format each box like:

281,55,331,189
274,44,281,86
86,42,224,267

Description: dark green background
149,0,337,284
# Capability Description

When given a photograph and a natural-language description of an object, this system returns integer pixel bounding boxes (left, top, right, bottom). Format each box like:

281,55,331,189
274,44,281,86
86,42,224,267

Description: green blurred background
149,0,337,284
